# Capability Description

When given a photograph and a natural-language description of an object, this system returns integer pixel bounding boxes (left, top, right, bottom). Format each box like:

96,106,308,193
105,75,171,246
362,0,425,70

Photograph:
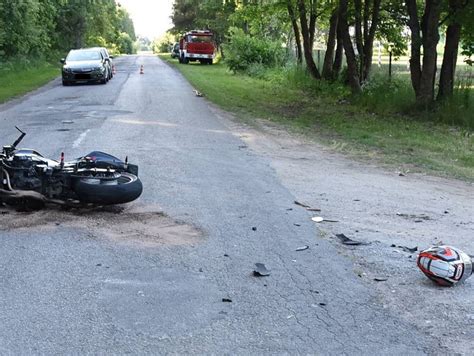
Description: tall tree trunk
354,0,365,79
418,0,441,107
339,0,362,93
406,0,422,95
297,0,321,79
332,17,344,76
322,8,338,79
362,0,382,81
437,0,463,101
437,25,460,100
309,0,317,48
286,0,303,64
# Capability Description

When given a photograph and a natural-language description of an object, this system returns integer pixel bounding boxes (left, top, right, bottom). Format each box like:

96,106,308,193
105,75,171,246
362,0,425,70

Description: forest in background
0,0,137,61
167,0,473,121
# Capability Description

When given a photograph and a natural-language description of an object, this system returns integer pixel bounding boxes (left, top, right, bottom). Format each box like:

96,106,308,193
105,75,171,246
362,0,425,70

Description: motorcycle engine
8,155,43,191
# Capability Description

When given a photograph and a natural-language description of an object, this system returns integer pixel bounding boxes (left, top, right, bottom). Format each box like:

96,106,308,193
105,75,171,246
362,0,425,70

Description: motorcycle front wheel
73,172,143,205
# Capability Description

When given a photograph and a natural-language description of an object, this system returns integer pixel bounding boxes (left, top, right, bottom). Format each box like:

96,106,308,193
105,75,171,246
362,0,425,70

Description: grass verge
160,54,473,181
0,61,59,104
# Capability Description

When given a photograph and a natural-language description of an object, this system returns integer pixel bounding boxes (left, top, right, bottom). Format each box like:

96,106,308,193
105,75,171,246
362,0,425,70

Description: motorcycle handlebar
12,126,26,149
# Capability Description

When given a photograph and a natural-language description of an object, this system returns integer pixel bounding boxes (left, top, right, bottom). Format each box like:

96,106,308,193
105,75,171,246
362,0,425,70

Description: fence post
389,51,392,79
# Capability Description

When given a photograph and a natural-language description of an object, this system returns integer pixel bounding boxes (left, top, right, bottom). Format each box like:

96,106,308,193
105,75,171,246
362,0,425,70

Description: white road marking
73,129,90,148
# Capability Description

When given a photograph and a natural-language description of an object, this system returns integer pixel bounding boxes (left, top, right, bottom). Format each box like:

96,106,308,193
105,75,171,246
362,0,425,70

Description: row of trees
171,0,473,108
0,0,137,60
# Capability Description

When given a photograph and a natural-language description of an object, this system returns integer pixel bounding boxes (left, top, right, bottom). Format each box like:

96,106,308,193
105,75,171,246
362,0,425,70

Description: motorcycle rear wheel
73,172,143,205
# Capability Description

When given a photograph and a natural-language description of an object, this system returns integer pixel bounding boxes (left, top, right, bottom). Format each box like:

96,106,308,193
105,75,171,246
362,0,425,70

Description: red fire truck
179,30,216,65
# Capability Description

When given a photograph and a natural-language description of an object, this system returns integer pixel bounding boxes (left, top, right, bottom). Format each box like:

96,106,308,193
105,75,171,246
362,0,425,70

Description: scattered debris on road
296,245,309,251
336,233,369,246
253,263,270,277
61,120,74,124
312,216,339,223
396,212,431,221
252,227,257,231
374,277,388,282
222,298,232,303
391,244,418,253
193,89,204,97
294,200,321,212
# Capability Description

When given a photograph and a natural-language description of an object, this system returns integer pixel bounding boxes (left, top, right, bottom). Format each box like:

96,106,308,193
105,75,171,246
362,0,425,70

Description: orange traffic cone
140,65,144,74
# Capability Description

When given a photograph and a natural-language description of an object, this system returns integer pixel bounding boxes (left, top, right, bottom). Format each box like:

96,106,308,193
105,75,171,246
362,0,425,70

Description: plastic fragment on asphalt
253,263,270,277
296,245,309,251
312,216,339,223
295,200,311,208
401,246,418,253
222,298,232,303
374,277,388,282
295,200,321,212
336,233,369,246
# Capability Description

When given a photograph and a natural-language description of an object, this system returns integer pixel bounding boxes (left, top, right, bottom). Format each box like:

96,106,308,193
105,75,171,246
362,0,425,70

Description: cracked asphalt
0,54,469,354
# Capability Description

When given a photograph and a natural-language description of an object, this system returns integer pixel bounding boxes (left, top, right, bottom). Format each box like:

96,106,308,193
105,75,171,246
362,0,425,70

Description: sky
118,0,174,40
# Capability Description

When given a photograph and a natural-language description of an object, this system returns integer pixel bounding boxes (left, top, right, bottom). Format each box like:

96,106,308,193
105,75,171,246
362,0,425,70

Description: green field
160,54,474,181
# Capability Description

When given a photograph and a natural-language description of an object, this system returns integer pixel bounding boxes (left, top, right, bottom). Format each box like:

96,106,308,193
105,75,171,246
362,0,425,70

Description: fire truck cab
179,30,216,65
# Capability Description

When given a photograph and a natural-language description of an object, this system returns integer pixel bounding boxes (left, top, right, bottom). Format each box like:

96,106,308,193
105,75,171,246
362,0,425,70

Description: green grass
0,61,59,103
160,54,474,181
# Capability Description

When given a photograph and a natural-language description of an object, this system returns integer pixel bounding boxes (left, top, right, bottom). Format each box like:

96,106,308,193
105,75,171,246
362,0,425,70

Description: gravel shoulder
211,105,474,355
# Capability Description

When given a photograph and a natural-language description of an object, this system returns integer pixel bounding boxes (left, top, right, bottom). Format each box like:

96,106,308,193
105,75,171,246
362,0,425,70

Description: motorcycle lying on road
0,127,142,209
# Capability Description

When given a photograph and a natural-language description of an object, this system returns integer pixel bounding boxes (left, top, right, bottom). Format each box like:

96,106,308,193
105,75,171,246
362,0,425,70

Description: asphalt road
0,55,443,354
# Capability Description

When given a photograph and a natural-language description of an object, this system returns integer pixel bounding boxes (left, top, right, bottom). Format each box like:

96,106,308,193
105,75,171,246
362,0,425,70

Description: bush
358,73,414,114
224,27,286,73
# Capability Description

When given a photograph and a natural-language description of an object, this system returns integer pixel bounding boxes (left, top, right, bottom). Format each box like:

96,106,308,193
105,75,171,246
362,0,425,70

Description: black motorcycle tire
73,172,143,205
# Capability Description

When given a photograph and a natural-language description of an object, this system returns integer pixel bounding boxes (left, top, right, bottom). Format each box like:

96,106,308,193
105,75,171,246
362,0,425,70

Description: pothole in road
0,204,204,248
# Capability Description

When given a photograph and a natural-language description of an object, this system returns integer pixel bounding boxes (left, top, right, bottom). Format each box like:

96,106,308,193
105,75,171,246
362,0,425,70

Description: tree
0,0,42,58
297,0,321,78
339,0,362,93
437,0,473,100
406,0,442,107
171,0,200,32
55,1,89,49
286,0,303,63
353,0,382,82
322,6,339,79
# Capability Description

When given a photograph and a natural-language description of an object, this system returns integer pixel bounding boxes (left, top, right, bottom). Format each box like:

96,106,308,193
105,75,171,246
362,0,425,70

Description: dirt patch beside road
0,204,204,248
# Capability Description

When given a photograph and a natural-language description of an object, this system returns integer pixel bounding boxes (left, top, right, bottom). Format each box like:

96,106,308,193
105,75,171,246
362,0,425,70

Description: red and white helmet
417,245,473,286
